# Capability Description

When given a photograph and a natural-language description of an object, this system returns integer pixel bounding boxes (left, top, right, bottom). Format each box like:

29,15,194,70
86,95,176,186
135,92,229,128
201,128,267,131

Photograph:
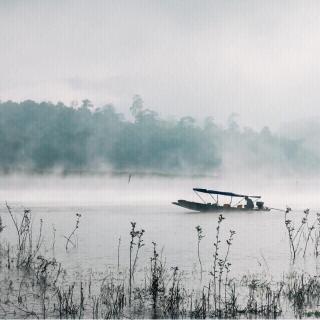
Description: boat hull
172,200,270,212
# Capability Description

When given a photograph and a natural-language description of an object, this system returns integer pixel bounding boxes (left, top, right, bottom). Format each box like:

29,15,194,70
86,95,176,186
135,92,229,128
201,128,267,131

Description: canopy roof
193,188,261,199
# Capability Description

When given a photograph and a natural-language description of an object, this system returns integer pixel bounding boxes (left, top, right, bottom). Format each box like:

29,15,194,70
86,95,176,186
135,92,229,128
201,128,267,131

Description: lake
0,174,319,280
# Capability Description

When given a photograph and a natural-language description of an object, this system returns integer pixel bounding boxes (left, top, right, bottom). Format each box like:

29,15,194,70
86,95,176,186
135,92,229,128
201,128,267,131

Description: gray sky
1,0,320,128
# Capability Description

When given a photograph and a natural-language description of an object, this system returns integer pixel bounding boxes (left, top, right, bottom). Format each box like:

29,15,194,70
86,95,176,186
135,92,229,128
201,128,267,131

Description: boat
172,188,270,212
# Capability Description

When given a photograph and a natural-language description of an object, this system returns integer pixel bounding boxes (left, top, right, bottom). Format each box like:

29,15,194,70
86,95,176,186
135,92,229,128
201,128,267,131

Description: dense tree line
0,98,317,175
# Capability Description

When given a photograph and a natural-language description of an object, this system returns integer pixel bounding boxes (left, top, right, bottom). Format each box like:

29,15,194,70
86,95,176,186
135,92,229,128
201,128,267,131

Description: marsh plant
128,221,145,306
65,213,82,251
2,205,320,318
0,215,5,233
285,208,320,263
150,242,165,317
285,208,311,263
313,213,320,258
195,225,204,281
5,202,44,269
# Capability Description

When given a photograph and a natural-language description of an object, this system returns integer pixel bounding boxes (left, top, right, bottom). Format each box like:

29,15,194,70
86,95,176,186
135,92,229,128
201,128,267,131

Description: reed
128,221,145,308
2,205,320,318
65,213,81,251
195,225,204,281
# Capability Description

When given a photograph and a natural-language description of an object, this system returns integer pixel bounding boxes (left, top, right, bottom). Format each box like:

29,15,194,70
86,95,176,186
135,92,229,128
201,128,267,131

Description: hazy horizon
1,99,319,177
1,0,320,129
2,3,320,317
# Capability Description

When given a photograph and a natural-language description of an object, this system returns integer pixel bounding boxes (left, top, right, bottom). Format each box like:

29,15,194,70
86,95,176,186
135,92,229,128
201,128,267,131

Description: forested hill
0,98,318,176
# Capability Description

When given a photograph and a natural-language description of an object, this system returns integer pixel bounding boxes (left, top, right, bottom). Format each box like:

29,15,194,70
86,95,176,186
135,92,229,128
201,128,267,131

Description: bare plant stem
212,214,224,314
303,223,316,257
65,213,81,251
117,237,121,273
195,226,204,281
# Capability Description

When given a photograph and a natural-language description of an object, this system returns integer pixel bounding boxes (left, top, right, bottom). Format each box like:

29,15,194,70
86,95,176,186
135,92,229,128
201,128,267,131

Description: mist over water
1,100,320,283
1,99,320,177
3,1,320,316
1,174,319,280
1,174,319,208
0,99,319,286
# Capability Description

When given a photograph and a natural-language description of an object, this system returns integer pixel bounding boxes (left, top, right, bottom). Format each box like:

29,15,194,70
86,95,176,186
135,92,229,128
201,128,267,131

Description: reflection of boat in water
173,188,270,212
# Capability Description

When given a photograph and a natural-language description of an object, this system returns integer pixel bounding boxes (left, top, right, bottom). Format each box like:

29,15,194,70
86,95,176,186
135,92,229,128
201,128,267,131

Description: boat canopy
193,188,261,199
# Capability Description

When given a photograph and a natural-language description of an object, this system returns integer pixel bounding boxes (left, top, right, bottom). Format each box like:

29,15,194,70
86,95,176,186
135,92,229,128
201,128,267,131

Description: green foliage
0,99,317,174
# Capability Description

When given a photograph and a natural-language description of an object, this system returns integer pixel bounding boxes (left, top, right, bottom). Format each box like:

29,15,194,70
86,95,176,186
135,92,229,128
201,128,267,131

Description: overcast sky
1,0,320,128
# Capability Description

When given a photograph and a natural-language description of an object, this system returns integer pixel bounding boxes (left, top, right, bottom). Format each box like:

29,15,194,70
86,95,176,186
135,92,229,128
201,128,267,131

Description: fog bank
0,99,318,177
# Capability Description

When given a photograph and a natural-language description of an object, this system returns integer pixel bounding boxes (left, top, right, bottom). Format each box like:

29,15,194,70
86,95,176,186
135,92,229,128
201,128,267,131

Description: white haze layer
1,0,320,129
0,175,319,279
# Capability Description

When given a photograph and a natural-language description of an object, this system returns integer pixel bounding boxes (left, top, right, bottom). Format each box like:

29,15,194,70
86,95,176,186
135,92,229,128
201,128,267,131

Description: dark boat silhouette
173,188,270,212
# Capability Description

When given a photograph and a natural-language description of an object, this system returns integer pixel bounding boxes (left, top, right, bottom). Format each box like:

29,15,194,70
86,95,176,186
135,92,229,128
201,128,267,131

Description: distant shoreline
0,169,220,179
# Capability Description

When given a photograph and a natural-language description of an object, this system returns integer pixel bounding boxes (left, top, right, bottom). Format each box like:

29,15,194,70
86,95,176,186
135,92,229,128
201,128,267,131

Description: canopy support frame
194,190,206,204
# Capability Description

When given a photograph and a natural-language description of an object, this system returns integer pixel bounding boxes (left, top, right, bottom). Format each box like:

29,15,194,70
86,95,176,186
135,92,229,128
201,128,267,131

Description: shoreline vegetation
0,169,219,178
1,205,320,318
0,98,318,176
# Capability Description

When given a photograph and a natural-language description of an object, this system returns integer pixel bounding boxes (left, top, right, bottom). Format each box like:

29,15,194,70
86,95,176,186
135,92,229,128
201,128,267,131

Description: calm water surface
0,175,319,279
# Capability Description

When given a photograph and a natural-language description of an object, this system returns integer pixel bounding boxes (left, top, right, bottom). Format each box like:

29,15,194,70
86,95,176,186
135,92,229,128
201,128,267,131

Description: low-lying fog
0,174,318,208
0,174,319,281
